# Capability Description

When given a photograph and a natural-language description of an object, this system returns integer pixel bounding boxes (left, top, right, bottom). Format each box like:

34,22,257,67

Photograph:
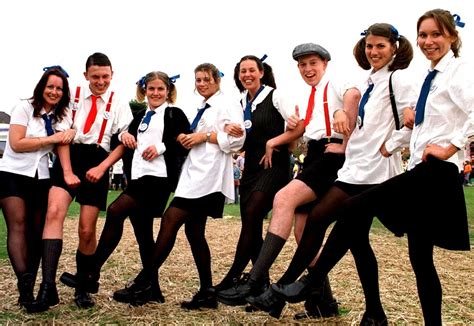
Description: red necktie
83,95,98,134
304,86,316,127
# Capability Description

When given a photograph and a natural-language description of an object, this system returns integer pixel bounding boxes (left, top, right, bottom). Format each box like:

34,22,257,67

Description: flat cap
292,43,331,61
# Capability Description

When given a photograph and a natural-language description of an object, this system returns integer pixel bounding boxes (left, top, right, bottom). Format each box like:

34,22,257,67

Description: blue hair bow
218,71,225,78
43,65,69,78
453,14,465,28
360,30,368,36
260,54,268,62
136,76,147,89
169,74,180,83
390,26,401,39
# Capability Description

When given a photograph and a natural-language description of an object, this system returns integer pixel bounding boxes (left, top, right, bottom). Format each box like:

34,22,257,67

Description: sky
0,0,472,119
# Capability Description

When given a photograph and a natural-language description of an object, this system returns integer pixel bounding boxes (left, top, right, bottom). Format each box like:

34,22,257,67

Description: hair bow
136,76,147,89
260,54,268,62
169,74,180,83
43,65,69,77
453,14,465,28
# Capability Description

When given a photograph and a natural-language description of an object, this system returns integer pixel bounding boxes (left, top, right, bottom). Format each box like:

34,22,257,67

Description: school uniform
238,86,292,205
295,74,353,199
171,91,245,218
122,102,190,217
51,86,133,210
355,51,472,251
0,100,71,204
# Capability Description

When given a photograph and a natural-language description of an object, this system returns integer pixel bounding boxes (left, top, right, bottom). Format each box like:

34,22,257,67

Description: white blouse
130,103,168,180
338,65,418,184
72,86,132,152
409,51,474,171
241,86,293,122
0,100,72,179
174,91,245,200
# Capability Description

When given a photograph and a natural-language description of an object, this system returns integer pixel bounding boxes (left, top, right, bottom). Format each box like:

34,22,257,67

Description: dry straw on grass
1,217,473,325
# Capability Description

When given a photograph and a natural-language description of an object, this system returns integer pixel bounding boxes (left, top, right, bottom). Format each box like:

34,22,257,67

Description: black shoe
181,289,218,310
60,272,99,294
74,289,94,309
113,280,152,306
216,273,268,306
360,311,388,326
208,276,239,295
17,273,35,308
246,287,286,319
26,282,59,313
294,299,339,320
271,274,320,303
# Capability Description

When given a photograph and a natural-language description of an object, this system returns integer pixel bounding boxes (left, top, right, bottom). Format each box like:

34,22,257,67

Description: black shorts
123,175,172,217
170,192,225,219
0,171,51,208
51,144,110,211
295,138,345,212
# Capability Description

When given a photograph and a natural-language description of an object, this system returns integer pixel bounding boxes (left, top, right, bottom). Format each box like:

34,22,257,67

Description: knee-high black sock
41,239,63,284
250,232,286,282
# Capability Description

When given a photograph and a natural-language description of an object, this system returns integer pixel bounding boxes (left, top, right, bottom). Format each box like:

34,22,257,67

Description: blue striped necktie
415,69,437,126
358,83,374,129
41,114,54,136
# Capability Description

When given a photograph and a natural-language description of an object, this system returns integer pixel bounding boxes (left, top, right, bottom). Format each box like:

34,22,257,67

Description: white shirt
174,91,245,200
300,73,354,142
241,86,293,122
72,86,132,152
0,100,72,179
409,51,474,171
131,103,168,180
338,66,418,184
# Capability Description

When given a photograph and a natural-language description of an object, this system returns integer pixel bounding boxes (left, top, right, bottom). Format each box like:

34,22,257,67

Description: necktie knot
138,110,156,132
358,83,374,129
41,113,54,136
415,69,438,126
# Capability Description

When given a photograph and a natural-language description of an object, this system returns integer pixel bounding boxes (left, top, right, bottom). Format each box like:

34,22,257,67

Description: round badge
357,116,362,127
198,118,205,126
72,103,78,110
244,120,252,129
139,123,148,132
103,111,111,120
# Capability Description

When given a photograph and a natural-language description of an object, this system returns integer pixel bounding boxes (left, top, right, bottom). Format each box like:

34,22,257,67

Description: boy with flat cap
216,43,360,319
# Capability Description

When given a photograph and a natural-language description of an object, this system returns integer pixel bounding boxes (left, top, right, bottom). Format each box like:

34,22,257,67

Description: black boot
26,282,59,313
60,272,99,294
246,287,286,319
17,273,35,308
216,273,269,306
294,275,339,320
113,278,152,306
73,251,96,309
271,273,321,303
181,288,218,310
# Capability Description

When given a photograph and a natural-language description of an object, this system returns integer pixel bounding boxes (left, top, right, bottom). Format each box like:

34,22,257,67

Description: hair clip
218,71,225,78
453,14,465,28
390,26,401,39
169,74,180,83
136,76,147,89
360,30,368,36
260,54,268,62
43,65,69,78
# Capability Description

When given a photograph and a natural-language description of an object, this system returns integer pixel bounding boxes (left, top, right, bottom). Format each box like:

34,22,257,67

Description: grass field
0,189,473,324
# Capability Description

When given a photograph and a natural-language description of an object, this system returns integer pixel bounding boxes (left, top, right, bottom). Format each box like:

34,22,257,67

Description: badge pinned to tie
139,110,156,133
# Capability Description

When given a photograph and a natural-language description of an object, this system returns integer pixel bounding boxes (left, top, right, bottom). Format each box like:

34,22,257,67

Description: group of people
0,8,471,325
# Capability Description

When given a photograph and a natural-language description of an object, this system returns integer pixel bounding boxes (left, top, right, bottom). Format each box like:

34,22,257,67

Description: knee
78,225,96,243
273,190,293,211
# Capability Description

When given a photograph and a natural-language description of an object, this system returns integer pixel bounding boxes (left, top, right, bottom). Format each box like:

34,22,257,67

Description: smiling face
417,17,454,67
297,54,328,87
365,34,396,72
195,71,219,100
84,65,113,96
238,59,264,93
42,75,64,111
146,78,168,109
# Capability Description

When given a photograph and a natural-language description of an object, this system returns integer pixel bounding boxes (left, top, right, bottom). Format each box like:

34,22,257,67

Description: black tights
277,186,384,316
94,194,154,275
1,196,44,279
143,206,211,290
219,191,273,286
